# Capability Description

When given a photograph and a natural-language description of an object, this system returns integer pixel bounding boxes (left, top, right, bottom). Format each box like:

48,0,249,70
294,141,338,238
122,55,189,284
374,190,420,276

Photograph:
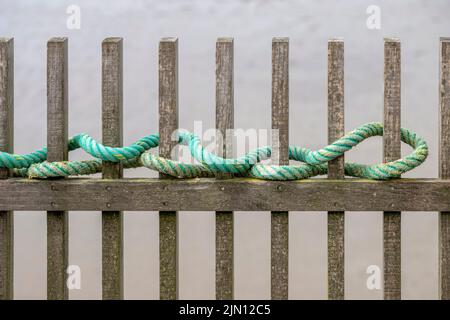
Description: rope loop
1,122,428,180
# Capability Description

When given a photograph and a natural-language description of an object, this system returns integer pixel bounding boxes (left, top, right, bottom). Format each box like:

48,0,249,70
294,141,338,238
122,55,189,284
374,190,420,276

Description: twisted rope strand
2,122,428,180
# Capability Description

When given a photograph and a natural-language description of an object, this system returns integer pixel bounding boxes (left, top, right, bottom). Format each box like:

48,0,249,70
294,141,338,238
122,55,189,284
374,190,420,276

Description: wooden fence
0,36,449,300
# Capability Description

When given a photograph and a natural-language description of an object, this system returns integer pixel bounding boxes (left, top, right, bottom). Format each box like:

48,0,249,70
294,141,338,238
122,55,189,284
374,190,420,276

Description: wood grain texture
439,37,450,300
46,37,68,300
159,37,178,300
271,37,289,300
0,38,13,300
383,38,401,300
327,39,345,300
0,178,449,211
215,37,234,300
101,37,123,300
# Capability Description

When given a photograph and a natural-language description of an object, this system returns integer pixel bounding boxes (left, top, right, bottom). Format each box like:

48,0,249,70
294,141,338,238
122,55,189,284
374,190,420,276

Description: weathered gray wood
0,178,449,212
0,37,13,300
159,37,178,300
215,37,234,300
101,37,123,300
327,39,345,300
383,38,401,300
439,37,450,300
47,37,68,300
216,38,234,176
271,37,289,300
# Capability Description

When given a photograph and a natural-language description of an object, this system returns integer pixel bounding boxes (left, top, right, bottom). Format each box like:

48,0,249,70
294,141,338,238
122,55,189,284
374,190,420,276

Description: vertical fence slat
383,38,402,300
102,37,123,300
159,37,178,300
215,37,234,300
0,38,13,300
47,37,69,300
439,37,450,300
271,37,289,300
327,39,345,300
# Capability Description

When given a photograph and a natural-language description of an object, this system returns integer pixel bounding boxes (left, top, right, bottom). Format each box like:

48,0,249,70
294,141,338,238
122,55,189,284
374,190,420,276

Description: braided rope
1,122,428,180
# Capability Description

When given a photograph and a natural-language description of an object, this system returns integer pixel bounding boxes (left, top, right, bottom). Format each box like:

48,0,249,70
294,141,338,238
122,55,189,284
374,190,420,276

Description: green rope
1,122,428,181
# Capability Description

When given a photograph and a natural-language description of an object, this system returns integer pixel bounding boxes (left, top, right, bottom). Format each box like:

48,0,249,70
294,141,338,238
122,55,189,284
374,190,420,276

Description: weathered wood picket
0,36,449,300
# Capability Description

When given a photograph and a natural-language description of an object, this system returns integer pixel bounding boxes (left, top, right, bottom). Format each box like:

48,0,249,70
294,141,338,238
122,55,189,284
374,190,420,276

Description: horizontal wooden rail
0,178,448,212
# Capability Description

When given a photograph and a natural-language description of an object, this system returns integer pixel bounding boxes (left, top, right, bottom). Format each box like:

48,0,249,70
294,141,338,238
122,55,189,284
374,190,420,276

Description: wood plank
159,37,178,300
327,38,345,300
215,37,234,300
383,38,402,300
0,37,14,300
0,178,449,212
47,37,69,300
439,37,450,300
271,37,289,300
101,37,123,300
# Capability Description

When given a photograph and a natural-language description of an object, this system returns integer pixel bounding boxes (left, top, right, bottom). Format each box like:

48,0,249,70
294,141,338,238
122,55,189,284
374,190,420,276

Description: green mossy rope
0,122,428,181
